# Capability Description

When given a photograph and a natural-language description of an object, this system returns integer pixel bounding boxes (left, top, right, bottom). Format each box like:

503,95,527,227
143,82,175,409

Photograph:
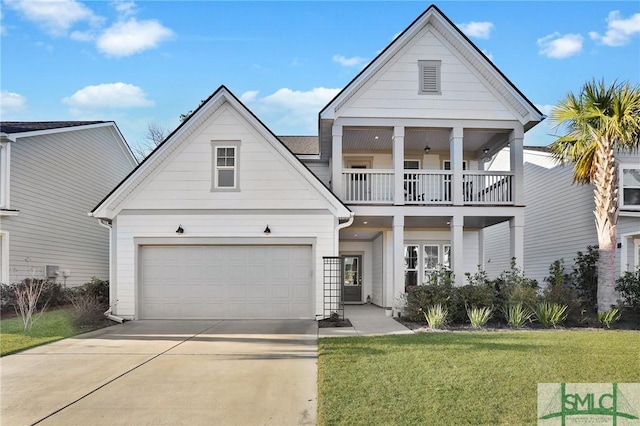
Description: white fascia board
5,122,116,139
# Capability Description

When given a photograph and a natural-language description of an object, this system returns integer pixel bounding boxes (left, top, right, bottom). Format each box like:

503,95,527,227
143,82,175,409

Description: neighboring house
0,121,138,287
483,147,640,285
91,5,544,320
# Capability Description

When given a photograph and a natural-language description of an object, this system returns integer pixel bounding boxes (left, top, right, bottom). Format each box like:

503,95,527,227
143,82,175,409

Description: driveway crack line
31,321,225,425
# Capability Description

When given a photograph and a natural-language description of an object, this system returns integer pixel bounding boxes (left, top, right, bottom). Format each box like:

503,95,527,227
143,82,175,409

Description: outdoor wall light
424,145,431,153
176,225,184,234
264,225,271,234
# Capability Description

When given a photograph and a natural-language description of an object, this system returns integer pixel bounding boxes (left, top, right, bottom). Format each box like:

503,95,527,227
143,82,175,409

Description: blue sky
1,1,639,153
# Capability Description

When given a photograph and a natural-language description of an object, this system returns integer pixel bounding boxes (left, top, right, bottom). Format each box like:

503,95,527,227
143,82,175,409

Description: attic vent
418,60,441,94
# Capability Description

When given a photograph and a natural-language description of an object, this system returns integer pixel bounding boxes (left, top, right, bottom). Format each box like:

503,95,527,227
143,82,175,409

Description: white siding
618,217,640,275
338,26,514,121
4,126,135,286
125,104,329,211
113,213,335,319
372,233,383,306
485,148,598,284
304,161,330,187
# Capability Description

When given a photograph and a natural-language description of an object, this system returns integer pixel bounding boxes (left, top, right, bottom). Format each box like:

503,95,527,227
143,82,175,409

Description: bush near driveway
317,331,640,426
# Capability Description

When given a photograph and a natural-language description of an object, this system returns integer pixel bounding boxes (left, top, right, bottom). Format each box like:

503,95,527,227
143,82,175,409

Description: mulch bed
318,318,353,328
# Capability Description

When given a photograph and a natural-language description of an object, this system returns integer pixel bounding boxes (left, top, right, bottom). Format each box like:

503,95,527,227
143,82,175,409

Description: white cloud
62,83,154,109
4,0,100,36
241,87,340,134
0,90,27,117
481,50,494,61
332,54,368,67
535,104,555,116
589,10,640,47
112,0,137,19
458,21,494,39
537,32,583,59
96,18,173,57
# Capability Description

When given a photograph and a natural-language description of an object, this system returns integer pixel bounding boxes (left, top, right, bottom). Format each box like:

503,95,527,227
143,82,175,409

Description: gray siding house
483,147,640,285
0,121,137,286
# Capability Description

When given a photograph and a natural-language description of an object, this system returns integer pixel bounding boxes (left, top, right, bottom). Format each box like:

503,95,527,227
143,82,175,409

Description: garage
140,245,313,319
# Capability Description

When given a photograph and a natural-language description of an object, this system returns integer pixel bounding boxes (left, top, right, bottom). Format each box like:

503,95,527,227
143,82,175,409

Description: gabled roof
1,121,107,134
91,85,351,219
320,4,543,130
0,121,137,166
278,136,319,155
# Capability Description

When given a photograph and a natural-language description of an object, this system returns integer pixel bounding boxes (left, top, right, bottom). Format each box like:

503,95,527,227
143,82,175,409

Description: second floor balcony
342,169,514,205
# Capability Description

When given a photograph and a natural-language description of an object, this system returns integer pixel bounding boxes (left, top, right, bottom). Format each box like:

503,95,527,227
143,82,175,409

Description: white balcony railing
342,169,514,205
343,169,394,203
463,171,513,204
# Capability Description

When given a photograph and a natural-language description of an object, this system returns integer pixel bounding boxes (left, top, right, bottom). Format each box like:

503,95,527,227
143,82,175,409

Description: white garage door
140,245,313,319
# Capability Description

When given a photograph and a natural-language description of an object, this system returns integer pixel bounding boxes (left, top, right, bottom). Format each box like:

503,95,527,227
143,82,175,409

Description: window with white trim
423,245,439,284
404,245,419,291
621,166,640,209
211,141,240,191
404,243,452,290
418,60,441,95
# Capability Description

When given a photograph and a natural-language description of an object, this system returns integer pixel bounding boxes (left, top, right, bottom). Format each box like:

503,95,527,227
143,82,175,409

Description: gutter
96,218,124,323
334,212,355,254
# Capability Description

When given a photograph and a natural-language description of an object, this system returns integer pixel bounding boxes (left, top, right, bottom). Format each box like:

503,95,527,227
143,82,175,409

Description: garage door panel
140,245,312,319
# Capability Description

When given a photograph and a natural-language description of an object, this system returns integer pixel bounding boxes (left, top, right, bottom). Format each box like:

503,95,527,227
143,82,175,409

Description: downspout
96,218,124,324
334,212,355,254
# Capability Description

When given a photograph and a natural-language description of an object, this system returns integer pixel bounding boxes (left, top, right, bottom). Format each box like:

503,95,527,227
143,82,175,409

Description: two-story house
0,121,137,287
90,5,543,320
483,147,640,285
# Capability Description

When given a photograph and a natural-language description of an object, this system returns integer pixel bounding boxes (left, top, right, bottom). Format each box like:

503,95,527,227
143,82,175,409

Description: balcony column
392,215,405,314
450,127,464,205
450,214,464,286
510,213,524,269
509,126,524,206
393,126,405,205
331,124,343,199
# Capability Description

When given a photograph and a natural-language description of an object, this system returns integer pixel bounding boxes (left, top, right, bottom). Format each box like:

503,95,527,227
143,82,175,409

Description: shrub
424,304,448,329
71,277,109,309
534,302,568,328
451,284,495,324
543,259,582,322
13,277,49,331
614,268,640,310
467,306,493,328
493,260,539,316
597,308,621,329
70,294,107,328
404,284,453,322
502,303,534,328
572,246,599,311
1,283,17,312
424,265,455,286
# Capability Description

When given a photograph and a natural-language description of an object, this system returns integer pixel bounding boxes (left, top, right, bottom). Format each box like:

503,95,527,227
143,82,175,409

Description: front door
343,255,362,302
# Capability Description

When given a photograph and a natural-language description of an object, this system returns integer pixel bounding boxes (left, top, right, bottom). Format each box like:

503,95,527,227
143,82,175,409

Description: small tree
14,277,49,331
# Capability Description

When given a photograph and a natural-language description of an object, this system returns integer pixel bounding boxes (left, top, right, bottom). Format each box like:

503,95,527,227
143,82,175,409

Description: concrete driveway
1,320,318,425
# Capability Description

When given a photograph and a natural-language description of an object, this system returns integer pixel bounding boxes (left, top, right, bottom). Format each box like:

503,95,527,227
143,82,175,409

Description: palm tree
550,79,640,313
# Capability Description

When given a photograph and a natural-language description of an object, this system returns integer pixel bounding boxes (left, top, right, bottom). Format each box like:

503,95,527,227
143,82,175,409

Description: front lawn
318,330,640,425
0,308,111,356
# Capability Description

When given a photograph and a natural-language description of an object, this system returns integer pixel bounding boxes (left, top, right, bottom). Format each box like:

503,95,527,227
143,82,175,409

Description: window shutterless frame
211,140,241,191
620,165,640,209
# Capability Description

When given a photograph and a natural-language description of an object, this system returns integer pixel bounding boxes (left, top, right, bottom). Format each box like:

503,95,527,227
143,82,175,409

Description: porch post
393,126,405,205
450,127,464,205
509,214,524,269
509,126,524,206
450,214,464,286
392,215,404,314
332,123,343,199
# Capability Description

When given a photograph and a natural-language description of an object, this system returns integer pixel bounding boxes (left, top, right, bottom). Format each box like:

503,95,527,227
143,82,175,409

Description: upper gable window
211,141,240,191
418,60,441,95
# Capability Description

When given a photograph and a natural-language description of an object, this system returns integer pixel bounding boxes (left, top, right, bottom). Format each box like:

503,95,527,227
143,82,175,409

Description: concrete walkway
318,305,413,337
1,320,317,426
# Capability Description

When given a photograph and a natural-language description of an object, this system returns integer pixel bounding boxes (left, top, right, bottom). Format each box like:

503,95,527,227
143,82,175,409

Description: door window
423,245,439,284
404,245,419,291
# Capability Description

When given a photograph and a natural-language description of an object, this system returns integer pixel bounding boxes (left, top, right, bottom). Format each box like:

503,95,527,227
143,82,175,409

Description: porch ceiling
341,127,511,153
340,215,513,241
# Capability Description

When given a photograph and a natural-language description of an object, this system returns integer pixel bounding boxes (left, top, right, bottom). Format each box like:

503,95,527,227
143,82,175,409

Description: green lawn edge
318,330,640,426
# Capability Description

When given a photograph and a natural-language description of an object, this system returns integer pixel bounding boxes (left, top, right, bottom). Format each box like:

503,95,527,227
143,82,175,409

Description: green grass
318,331,640,425
0,308,108,356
